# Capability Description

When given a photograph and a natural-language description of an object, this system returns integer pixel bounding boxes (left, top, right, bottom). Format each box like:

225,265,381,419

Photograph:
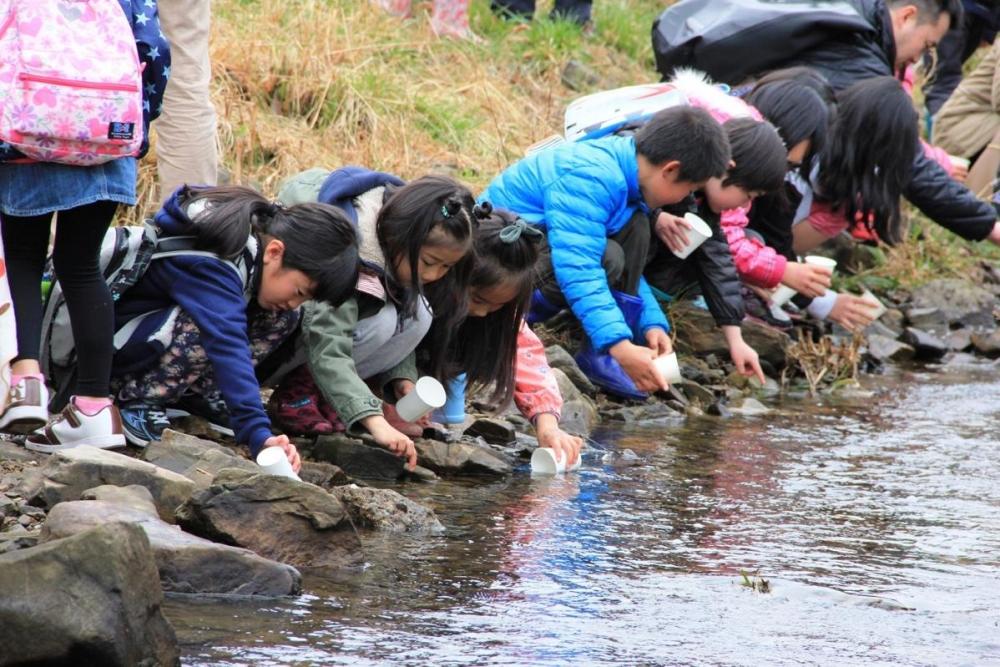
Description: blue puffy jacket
481,135,669,352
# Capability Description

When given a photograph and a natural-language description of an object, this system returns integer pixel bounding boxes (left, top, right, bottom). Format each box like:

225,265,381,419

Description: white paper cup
530,447,582,475
771,284,798,307
671,213,713,260
949,155,971,170
395,376,447,422
860,289,887,319
654,352,682,385
804,255,837,272
256,446,300,480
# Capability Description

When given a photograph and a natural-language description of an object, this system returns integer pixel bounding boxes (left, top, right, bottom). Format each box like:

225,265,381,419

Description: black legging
1,200,117,396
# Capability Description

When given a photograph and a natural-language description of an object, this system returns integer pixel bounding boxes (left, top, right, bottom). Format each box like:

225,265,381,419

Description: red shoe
316,395,346,433
268,366,335,436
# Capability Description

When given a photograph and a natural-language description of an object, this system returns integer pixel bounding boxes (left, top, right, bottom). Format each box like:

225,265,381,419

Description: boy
481,106,730,399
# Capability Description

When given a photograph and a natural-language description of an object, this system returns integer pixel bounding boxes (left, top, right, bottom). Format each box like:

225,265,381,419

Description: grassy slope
134,0,1000,290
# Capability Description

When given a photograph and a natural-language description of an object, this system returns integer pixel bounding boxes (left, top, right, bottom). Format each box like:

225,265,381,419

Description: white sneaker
0,376,49,433
25,398,126,453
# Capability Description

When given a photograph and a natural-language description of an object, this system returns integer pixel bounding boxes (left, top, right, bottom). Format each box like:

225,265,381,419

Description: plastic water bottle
433,373,467,424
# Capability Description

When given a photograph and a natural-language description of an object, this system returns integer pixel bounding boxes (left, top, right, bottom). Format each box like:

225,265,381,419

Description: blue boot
526,289,563,325
573,290,649,401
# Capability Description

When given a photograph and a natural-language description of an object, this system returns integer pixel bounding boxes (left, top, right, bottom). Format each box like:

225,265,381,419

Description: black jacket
644,195,745,327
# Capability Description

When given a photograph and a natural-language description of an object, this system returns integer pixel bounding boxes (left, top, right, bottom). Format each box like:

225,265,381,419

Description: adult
924,0,1000,117
654,0,1000,247
155,0,218,201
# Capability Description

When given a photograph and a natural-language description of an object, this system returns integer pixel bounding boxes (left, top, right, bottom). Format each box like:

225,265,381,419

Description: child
110,185,360,473
374,0,479,41
481,106,732,399
267,168,477,470
0,0,169,449
439,206,583,465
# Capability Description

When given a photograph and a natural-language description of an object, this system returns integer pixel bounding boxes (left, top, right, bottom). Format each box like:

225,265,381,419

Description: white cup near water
256,446,300,481
860,288,887,319
654,351,682,386
670,213,713,260
530,447,582,475
395,376,448,422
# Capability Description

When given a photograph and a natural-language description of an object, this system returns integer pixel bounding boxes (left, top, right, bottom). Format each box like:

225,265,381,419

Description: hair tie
499,218,542,244
440,204,451,219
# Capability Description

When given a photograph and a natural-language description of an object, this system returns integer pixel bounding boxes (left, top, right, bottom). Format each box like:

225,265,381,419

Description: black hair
721,118,788,195
378,175,477,378
450,206,539,406
634,105,731,183
816,76,918,245
180,185,359,306
889,0,962,25
745,67,835,178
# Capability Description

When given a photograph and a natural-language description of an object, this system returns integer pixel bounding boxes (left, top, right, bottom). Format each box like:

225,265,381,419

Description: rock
945,329,973,352
865,334,915,363
550,368,598,435
601,401,682,423
176,468,363,570
674,380,716,406
971,329,1000,357
673,303,791,370
881,308,906,335
413,438,512,477
0,522,179,666
0,495,16,518
43,500,301,597
330,485,444,533
311,434,406,481
144,429,259,488
0,531,39,554
728,397,771,416
82,484,159,515
545,345,597,395
910,279,997,329
561,59,600,91
900,327,948,361
865,319,902,340
463,418,516,446
0,441,43,463
406,465,439,482
706,401,732,418
19,446,195,523
903,306,949,334
299,461,351,491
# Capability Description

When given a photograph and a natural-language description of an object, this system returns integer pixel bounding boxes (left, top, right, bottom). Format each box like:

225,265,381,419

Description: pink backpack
0,0,144,166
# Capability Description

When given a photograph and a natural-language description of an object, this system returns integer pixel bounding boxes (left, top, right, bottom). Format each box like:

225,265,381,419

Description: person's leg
155,0,218,202
607,209,652,295
491,0,534,20
354,301,432,379
551,0,591,25
925,22,969,118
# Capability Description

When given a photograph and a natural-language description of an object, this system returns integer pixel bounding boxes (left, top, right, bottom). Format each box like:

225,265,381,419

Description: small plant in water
739,569,771,594
785,331,862,395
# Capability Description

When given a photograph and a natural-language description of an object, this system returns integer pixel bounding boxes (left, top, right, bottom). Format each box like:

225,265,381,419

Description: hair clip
440,204,451,219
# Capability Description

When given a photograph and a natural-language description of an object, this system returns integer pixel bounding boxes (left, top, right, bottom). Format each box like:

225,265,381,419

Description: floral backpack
0,0,144,165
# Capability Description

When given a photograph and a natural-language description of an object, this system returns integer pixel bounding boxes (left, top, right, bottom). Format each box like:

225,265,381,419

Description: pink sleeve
513,321,563,422
720,205,787,289
921,139,955,176
806,200,851,238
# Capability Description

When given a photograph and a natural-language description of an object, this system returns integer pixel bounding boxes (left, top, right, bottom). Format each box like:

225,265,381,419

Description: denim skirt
0,158,137,217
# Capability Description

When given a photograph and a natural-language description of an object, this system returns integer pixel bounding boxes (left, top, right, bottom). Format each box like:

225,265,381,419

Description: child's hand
535,413,582,466
393,379,416,400
729,339,766,384
609,339,667,393
263,435,301,473
828,293,878,331
781,261,832,298
654,212,692,254
361,415,418,470
645,327,672,356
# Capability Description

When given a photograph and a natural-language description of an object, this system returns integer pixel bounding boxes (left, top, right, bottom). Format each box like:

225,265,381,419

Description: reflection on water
170,360,1000,666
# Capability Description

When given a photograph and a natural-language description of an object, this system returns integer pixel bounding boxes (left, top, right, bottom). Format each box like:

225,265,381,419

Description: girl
268,168,477,470
109,185,360,473
0,1,169,448
374,0,480,41
442,206,583,465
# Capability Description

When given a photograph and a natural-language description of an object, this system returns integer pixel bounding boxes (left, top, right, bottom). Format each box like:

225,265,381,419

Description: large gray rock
298,460,351,491
900,327,948,361
413,437,512,476
673,303,791,370
0,522,179,666
971,329,1000,357
945,328,973,352
18,446,195,523
43,500,301,597
176,468,363,570
551,367,598,435
865,334,915,363
463,418,516,446
0,440,43,463
903,306,949,334
330,485,444,533
82,484,159,515
311,434,406,481
909,279,997,329
545,344,597,395
144,429,259,488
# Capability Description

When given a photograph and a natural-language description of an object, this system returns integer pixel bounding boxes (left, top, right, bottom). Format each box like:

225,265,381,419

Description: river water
168,356,1000,666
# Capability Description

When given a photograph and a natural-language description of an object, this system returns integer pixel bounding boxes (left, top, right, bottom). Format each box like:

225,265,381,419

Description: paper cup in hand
530,447,581,475
804,255,837,273
949,155,971,171
670,213,713,259
256,446,300,480
860,289,887,319
654,352,682,386
395,376,447,422
771,284,798,307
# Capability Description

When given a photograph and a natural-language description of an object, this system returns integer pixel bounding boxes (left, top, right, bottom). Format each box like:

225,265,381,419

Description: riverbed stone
0,441,43,464
0,522,179,666
176,468,363,570
728,397,771,416
900,327,949,361
18,446,195,523
311,434,406,481
413,437,512,476
673,303,791,369
910,279,997,329
971,329,1000,357
945,329,973,352
464,418,516,446
43,500,301,597
674,380,716,406
330,484,444,533
81,484,159,515
545,344,597,395
551,367,598,435
299,460,351,490
865,334,915,363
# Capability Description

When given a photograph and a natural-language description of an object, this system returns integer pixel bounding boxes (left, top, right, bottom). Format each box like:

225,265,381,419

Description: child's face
468,280,520,317
258,239,316,311
639,158,701,209
394,238,468,287
704,177,758,213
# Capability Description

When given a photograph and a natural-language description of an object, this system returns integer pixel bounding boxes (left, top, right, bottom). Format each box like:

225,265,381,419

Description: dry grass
785,330,862,395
